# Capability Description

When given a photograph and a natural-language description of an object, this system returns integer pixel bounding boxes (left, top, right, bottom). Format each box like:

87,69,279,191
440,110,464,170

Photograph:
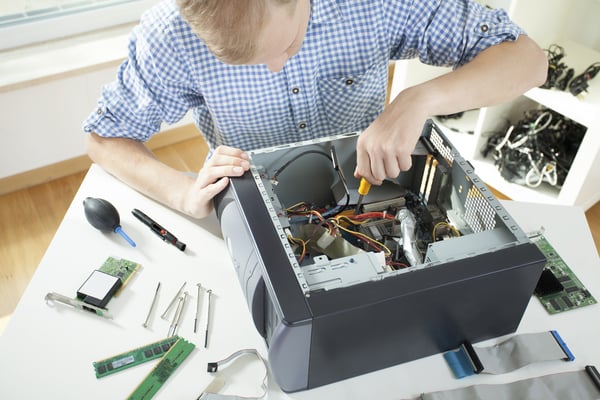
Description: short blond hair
177,0,297,64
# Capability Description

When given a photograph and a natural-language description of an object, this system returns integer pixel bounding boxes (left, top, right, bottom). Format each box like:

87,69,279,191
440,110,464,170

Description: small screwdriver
354,177,371,214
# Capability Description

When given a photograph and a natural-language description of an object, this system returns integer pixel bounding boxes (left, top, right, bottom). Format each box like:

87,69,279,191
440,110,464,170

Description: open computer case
214,120,546,392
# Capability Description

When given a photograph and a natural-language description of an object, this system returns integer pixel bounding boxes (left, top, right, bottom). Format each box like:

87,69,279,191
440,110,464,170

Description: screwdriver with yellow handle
354,177,372,214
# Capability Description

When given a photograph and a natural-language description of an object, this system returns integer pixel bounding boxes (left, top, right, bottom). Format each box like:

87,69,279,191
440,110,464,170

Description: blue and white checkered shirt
83,0,523,152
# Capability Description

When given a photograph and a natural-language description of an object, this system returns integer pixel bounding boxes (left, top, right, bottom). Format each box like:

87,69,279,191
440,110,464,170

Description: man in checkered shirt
84,0,547,219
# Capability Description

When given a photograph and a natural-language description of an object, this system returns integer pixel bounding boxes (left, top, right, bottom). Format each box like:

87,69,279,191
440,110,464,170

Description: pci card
530,231,597,314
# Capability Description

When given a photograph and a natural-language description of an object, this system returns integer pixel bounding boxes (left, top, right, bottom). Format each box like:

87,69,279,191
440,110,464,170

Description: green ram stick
127,337,195,400
93,336,179,379
530,231,597,314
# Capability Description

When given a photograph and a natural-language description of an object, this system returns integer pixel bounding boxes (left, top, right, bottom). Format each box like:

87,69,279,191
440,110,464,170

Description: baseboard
0,124,199,195
0,156,93,196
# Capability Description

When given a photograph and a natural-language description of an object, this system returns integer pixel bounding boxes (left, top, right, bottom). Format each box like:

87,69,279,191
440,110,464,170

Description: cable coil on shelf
482,108,586,189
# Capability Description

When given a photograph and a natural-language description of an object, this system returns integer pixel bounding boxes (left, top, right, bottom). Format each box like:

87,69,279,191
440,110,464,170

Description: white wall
0,66,117,178
0,22,192,181
0,39,192,179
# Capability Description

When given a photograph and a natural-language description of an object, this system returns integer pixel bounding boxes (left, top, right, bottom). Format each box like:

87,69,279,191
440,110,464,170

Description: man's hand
354,35,547,185
182,145,250,218
86,134,250,220
354,87,427,184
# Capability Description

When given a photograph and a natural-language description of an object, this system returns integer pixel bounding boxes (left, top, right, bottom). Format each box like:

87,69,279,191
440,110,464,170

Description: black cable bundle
540,44,600,97
568,62,600,97
541,44,568,89
482,108,586,188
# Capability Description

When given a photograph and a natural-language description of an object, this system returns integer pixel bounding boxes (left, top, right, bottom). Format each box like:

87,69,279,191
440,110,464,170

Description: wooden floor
1,136,599,320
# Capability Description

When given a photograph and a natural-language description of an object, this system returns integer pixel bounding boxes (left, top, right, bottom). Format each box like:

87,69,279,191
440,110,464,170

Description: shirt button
345,79,354,85
96,107,103,115
292,87,300,94
298,123,307,129
480,24,489,32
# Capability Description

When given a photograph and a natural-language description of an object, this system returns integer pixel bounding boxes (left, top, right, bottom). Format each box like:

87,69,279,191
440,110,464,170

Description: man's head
177,0,310,72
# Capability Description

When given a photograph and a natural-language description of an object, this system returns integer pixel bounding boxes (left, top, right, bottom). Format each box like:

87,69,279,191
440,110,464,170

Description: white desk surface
1,164,599,399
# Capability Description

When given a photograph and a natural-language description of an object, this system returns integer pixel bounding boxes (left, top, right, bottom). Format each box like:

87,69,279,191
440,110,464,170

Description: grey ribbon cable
196,349,268,400
444,330,574,378
405,366,600,400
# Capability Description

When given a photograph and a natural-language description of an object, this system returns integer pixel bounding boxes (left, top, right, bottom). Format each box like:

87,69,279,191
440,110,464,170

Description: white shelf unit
390,0,600,210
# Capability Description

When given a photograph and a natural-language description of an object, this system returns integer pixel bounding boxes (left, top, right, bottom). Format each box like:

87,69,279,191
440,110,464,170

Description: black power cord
568,62,600,97
541,44,568,90
556,68,574,91
540,44,600,98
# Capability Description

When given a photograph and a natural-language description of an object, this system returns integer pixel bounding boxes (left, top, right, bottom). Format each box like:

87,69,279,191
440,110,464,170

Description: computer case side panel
268,316,313,392
304,243,545,389
215,173,313,322
216,190,266,335
215,174,314,391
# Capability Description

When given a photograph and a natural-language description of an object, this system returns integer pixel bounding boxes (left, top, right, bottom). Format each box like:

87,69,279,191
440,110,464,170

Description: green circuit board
127,337,195,400
93,336,179,379
530,231,597,314
98,256,141,294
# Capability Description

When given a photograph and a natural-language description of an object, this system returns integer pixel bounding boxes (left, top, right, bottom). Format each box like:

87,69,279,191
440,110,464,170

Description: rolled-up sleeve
388,0,525,68
83,6,201,141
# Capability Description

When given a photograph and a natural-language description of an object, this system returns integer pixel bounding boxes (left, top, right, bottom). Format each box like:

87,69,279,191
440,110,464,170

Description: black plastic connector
585,365,600,391
461,341,484,374
207,362,219,372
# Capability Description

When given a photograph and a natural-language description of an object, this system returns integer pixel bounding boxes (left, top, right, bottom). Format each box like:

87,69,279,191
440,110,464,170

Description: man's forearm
405,35,548,118
354,35,547,183
86,133,194,214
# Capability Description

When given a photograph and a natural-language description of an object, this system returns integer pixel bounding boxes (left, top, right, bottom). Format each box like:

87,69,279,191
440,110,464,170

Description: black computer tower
215,120,546,392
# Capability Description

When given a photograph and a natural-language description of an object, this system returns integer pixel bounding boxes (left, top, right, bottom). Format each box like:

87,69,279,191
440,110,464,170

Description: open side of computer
214,120,546,392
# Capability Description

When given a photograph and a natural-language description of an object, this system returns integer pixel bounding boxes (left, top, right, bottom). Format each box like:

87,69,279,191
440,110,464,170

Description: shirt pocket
318,60,387,132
